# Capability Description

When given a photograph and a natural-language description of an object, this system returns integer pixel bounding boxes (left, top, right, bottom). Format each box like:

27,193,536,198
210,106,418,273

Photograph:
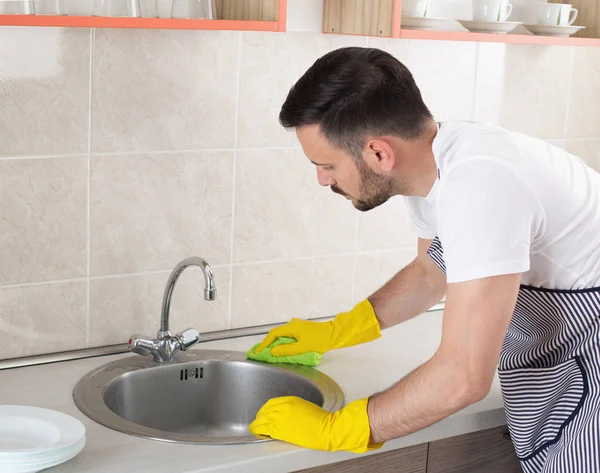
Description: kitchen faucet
128,256,217,363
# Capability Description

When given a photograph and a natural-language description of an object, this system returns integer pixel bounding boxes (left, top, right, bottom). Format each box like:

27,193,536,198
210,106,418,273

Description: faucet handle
128,334,155,357
175,328,200,351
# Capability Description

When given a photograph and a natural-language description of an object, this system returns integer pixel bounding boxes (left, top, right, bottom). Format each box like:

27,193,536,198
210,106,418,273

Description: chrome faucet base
128,257,216,363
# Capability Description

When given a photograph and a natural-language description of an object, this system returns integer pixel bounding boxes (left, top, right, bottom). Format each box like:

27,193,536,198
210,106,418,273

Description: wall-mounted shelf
0,0,287,32
400,28,600,47
0,15,281,31
323,0,600,47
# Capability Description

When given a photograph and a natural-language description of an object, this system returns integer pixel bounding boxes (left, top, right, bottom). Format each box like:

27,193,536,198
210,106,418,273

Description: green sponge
246,337,323,367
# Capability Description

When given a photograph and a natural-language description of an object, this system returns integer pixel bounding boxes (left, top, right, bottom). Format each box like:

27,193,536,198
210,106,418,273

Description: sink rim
73,349,345,445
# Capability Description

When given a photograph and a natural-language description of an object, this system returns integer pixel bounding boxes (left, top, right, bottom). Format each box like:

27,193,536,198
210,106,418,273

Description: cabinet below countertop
293,426,522,473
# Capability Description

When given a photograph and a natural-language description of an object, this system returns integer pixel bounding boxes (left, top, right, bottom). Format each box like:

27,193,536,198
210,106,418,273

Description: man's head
279,47,434,211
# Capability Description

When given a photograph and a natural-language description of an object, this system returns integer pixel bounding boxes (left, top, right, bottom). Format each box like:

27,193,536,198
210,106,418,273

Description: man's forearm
367,353,486,443
369,257,446,330
366,274,520,443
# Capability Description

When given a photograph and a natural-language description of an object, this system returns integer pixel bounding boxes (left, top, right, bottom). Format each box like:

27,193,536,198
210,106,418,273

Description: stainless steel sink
74,256,345,444
73,349,345,444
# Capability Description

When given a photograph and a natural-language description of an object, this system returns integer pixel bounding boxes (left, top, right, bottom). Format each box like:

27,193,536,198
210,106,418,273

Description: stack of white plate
0,406,86,473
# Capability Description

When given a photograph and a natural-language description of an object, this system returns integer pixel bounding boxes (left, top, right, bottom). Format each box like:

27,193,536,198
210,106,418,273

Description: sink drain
180,367,203,381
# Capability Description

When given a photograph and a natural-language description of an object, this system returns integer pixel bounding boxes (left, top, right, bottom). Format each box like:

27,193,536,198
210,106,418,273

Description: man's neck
394,120,440,198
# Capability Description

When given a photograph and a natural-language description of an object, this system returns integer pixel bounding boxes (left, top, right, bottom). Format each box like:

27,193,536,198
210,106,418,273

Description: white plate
401,16,448,31
523,24,585,37
0,406,85,458
0,438,86,465
457,19,522,34
0,442,84,473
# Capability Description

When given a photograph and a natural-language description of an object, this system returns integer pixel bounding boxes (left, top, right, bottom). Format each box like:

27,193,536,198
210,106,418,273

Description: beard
331,162,395,212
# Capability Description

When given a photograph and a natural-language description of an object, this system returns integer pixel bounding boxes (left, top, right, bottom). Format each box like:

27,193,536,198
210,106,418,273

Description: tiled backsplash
1,28,599,360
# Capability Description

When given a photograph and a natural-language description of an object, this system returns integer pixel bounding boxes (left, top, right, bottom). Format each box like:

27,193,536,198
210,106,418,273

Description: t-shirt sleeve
404,196,437,240
437,158,544,283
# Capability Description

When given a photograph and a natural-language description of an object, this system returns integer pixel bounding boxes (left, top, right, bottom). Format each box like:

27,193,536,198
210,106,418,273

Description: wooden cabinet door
427,426,522,473
214,0,278,21
293,443,428,473
322,0,394,37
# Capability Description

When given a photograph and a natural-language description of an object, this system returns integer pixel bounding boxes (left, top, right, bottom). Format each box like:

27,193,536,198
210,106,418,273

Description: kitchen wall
1,23,599,360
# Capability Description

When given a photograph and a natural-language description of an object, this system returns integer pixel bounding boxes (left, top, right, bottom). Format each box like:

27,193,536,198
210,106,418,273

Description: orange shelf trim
392,0,402,38
277,0,287,32
0,15,280,31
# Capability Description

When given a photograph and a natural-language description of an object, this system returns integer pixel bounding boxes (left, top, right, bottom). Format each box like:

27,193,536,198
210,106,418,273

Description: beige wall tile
474,43,572,140
567,47,600,140
91,151,233,276
358,196,417,251
0,281,86,359
0,28,90,157
234,148,356,263
4,28,599,358
354,249,417,303
566,140,600,173
231,256,354,328
92,29,239,153
237,32,366,148
369,38,477,122
89,266,230,347
0,157,87,284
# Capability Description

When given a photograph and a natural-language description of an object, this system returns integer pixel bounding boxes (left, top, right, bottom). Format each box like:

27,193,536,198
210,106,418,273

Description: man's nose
316,167,335,187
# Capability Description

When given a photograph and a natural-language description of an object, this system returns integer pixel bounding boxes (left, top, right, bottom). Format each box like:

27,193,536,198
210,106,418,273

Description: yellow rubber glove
249,396,384,453
254,299,381,357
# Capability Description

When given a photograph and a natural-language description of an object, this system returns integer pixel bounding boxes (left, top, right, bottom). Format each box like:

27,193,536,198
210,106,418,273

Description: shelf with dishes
0,0,288,31
323,0,600,47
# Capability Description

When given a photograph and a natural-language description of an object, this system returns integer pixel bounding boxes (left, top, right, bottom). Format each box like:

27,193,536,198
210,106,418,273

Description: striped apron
427,237,600,473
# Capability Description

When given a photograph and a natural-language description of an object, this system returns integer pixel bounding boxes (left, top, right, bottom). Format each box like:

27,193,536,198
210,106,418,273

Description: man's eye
322,166,333,171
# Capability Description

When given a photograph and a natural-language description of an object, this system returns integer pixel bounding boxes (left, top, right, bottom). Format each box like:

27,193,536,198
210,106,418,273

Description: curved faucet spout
128,256,218,363
160,256,217,334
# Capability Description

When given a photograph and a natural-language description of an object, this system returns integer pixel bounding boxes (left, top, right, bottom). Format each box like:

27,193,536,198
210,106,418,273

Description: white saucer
457,19,522,34
401,16,448,31
523,24,585,37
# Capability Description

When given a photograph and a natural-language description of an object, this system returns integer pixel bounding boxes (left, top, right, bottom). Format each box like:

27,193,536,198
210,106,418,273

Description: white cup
0,0,35,14
93,0,141,17
171,0,212,19
139,0,158,17
536,3,578,26
34,0,66,14
473,0,513,22
402,0,432,18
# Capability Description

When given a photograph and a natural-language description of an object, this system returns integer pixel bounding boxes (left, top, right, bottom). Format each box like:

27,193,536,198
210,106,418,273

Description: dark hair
279,47,433,158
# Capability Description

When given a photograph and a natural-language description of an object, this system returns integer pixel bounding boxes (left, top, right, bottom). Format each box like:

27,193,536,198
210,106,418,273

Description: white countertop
0,311,507,473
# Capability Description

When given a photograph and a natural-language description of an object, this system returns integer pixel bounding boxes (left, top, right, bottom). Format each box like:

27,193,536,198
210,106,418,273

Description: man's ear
366,138,395,173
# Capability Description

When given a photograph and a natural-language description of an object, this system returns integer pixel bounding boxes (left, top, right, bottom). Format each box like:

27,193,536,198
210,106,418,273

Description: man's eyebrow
310,160,332,166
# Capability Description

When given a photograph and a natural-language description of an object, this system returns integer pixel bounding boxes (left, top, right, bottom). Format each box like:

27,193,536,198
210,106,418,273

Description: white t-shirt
405,121,600,290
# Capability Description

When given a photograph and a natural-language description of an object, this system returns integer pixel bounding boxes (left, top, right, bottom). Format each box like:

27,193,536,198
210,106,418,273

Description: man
248,46,600,473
